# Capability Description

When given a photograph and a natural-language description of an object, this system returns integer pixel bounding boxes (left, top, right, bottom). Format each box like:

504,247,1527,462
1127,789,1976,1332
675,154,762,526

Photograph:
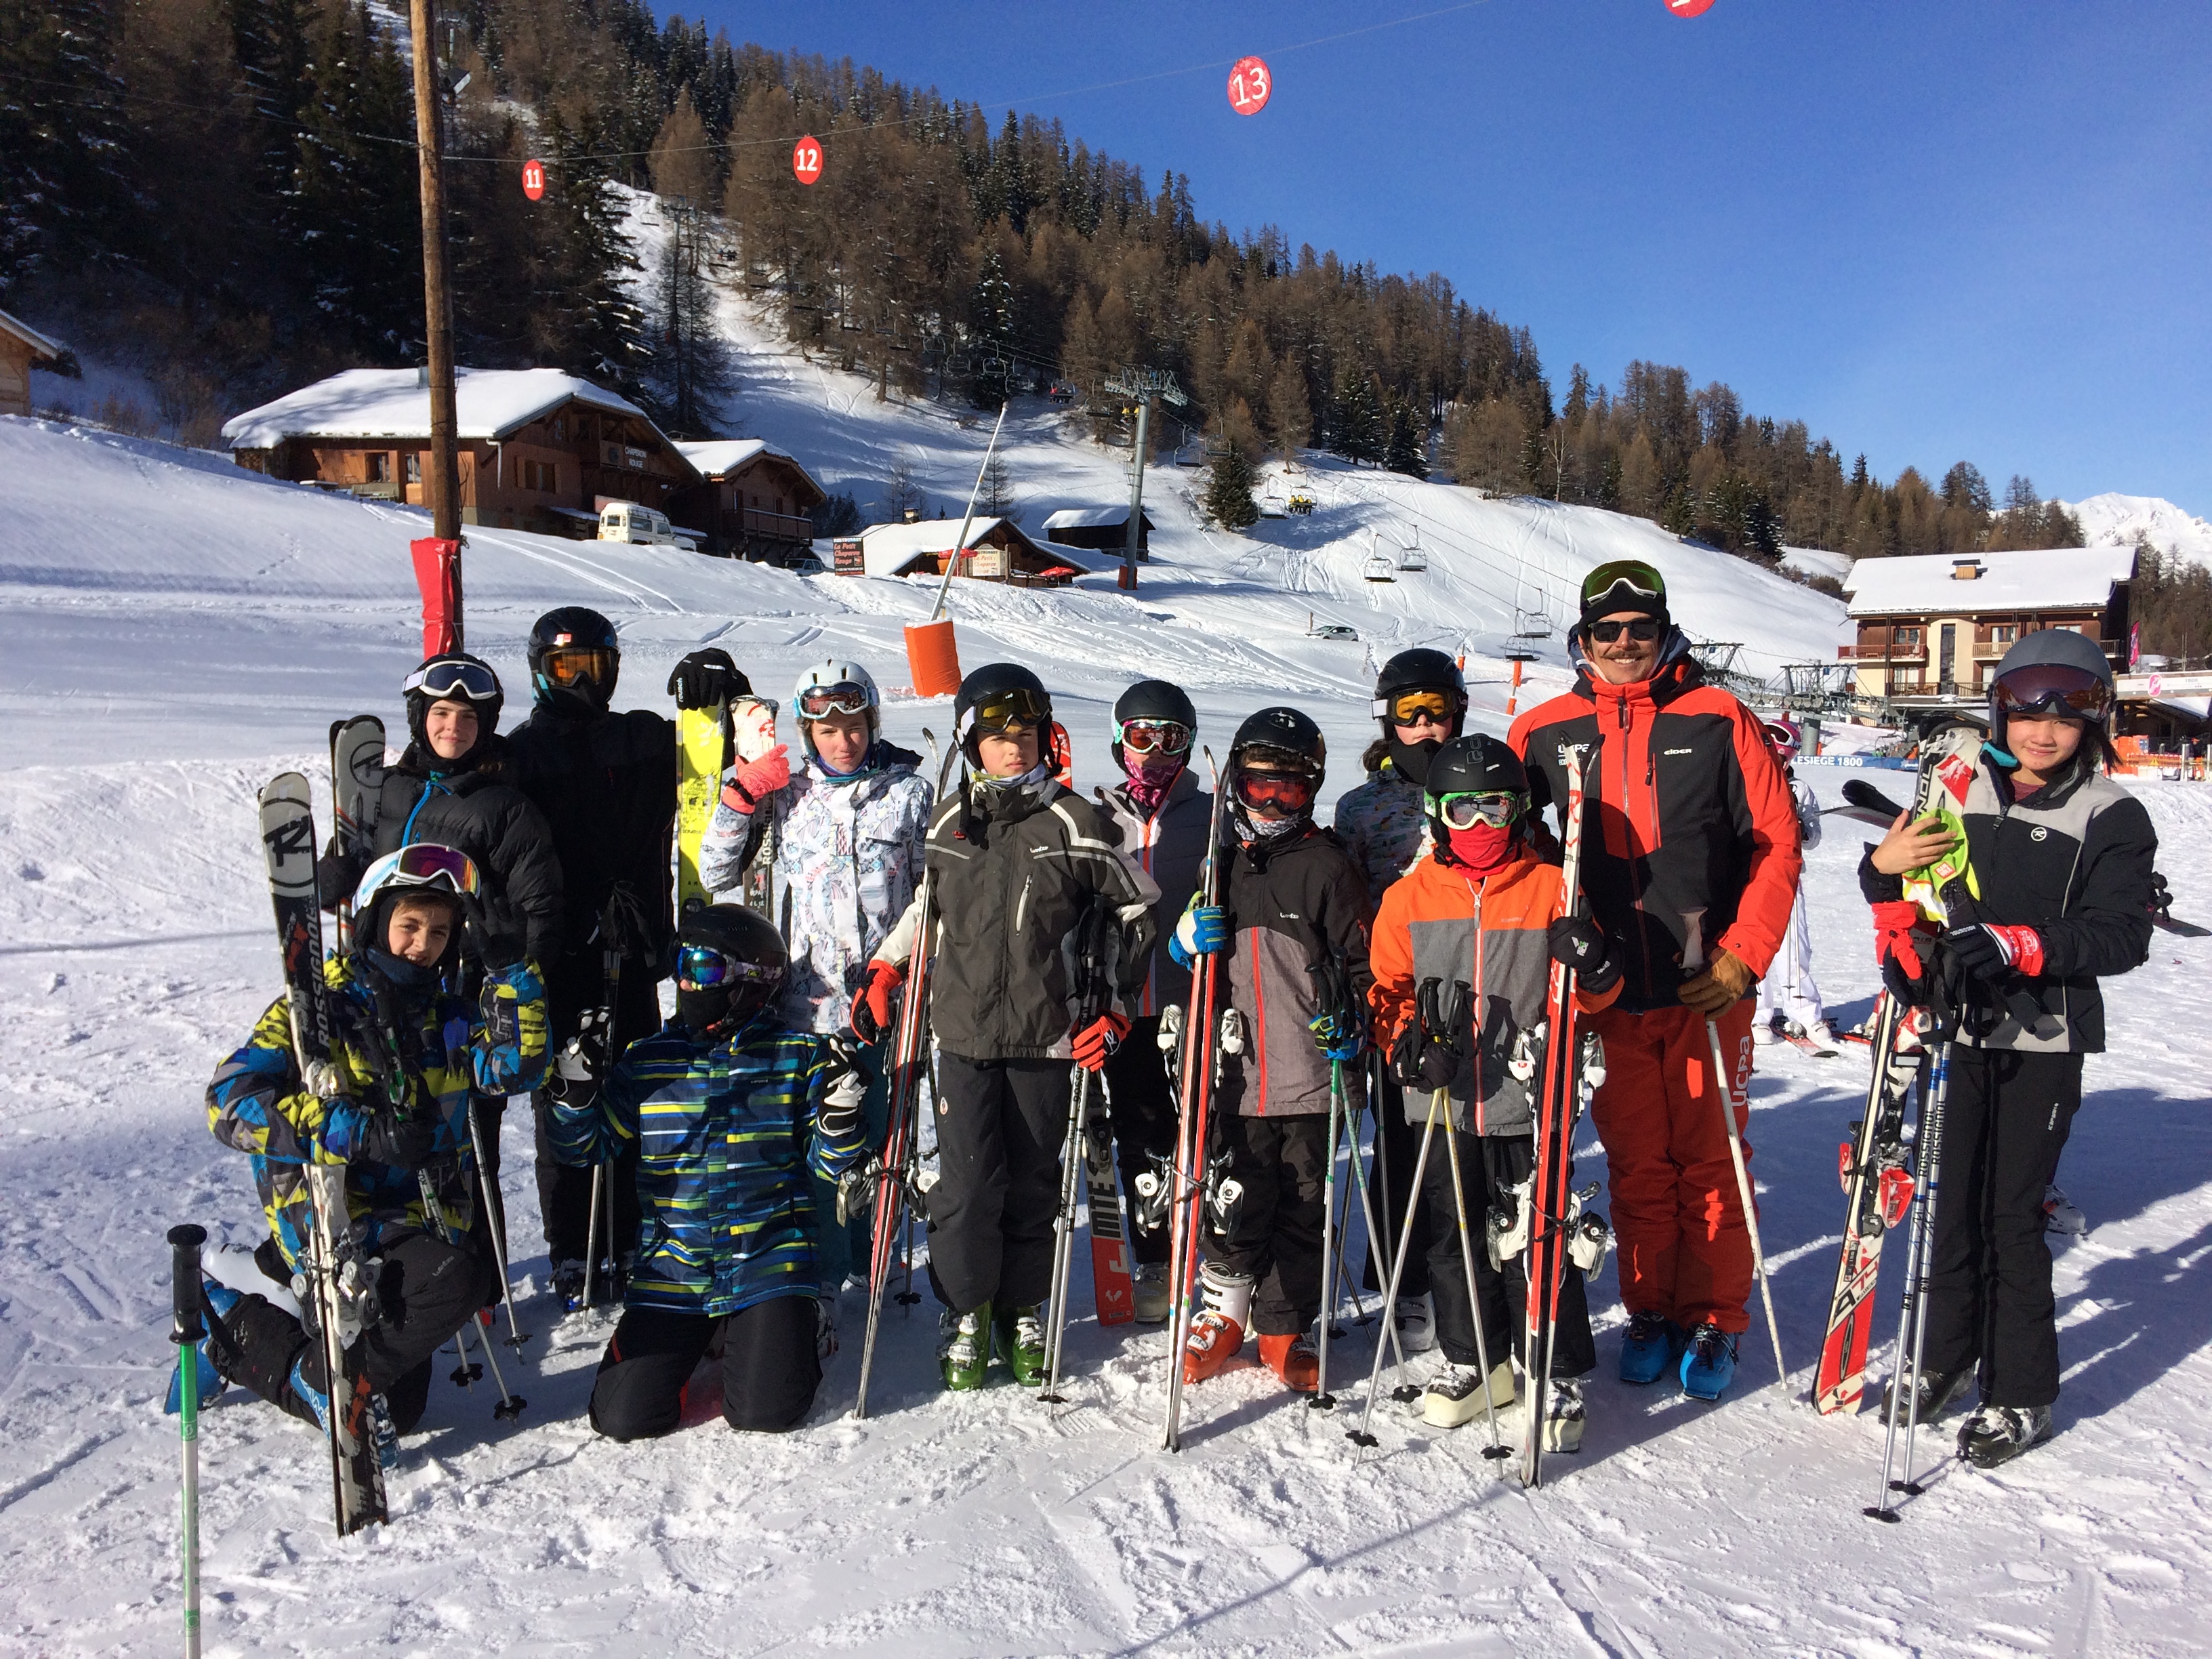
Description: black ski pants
1105,1014,1180,1267
531,951,661,1266
589,1296,822,1440
1365,1065,1433,1298
1925,1046,2082,1409
927,1054,1074,1316
217,1231,496,1435
1206,1112,1330,1337
1419,1126,1596,1378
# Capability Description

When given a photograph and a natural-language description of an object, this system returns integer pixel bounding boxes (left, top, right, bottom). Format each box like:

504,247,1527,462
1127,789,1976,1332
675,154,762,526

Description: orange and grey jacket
1368,847,1620,1133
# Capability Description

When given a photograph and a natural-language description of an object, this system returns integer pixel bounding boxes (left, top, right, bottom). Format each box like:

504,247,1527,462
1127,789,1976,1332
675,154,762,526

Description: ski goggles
1586,617,1662,643
797,682,874,718
1234,771,1315,813
1378,688,1462,725
1434,790,1522,830
1762,721,1801,754
1118,719,1191,756
404,657,500,703
675,944,781,989
355,843,483,908
1991,661,2113,722
1580,559,1666,611
966,687,1050,733
539,647,617,688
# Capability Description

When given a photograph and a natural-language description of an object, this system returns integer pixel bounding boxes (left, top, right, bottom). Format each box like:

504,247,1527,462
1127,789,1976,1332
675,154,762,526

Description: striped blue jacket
547,1017,867,1317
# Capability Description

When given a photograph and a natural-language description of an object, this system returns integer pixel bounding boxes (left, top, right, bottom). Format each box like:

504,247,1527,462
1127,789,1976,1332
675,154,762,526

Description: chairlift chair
1362,535,1397,583
1260,490,1288,519
1513,607,1552,640
1395,527,1427,573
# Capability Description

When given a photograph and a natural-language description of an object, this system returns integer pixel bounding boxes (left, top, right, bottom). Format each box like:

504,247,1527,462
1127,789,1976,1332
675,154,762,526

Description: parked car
598,499,700,553
1314,623,1358,642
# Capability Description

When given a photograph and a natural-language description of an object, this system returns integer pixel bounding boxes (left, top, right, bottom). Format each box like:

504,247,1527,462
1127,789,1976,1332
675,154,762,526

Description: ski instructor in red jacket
1509,560,1802,1401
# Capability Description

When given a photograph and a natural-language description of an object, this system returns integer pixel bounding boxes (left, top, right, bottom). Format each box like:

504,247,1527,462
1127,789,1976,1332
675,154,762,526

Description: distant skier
1095,678,1214,1324
201,847,546,1447
546,905,869,1438
853,664,1158,1391
1751,715,1837,1052
1862,630,2154,1467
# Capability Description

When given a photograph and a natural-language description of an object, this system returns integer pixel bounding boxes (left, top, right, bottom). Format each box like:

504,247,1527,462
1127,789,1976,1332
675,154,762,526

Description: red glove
1071,1012,1132,1073
849,959,905,1044
1871,899,1933,1005
720,745,792,813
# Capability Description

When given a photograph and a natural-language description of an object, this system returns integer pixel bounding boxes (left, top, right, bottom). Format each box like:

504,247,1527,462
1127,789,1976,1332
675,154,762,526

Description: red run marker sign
521,158,546,201
1666,0,1718,14
792,134,823,186
1227,56,1271,116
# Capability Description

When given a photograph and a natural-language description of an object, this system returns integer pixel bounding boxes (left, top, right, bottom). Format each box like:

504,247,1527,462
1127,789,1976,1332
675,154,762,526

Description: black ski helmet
674,903,787,1035
528,607,620,713
954,661,1051,760
1372,648,1467,733
1231,706,1326,779
1112,678,1197,771
403,652,503,767
1422,734,1530,859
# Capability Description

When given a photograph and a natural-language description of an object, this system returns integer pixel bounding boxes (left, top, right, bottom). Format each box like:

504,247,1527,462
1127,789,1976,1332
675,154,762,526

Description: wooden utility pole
409,0,463,644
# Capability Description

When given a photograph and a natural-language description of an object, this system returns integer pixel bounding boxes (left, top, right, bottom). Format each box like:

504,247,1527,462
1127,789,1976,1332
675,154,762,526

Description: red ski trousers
1587,1000,1757,1334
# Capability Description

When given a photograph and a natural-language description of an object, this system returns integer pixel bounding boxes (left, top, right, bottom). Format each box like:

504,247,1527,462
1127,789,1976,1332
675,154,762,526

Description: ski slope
1,355,2208,1657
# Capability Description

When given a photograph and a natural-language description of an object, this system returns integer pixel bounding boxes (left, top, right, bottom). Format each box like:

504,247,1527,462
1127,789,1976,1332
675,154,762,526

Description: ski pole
468,1099,529,1350
168,1223,207,1659
1704,1016,1787,1385
1040,1067,1093,1409
583,1161,605,1309
1441,1115,1511,1462
1366,1046,1404,1318
419,1172,525,1420
1868,1042,1949,1522
1347,1088,1446,1450
1309,1061,1345,1410
1342,1090,1402,1366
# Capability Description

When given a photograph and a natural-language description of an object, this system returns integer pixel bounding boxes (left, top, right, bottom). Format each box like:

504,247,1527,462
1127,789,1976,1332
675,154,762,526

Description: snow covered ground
1,327,2209,1656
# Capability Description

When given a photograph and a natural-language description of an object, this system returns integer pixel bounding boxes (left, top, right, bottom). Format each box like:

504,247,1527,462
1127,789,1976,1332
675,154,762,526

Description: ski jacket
875,772,1160,1061
1099,767,1215,1015
506,700,678,995
207,956,548,1271
1508,638,1802,1012
1858,748,2154,1053
1333,758,1433,916
697,743,935,1033
1368,846,1620,1133
317,737,566,966
1202,823,1373,1120
546,1017,866,1317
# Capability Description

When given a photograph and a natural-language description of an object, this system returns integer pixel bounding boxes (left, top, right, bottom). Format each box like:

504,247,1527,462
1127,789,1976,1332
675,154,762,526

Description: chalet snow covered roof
0,308,67,361
221,367,670,451
1843,546,2136,617
855,516,1014,578
1042,506,1153,531
674,438,825,497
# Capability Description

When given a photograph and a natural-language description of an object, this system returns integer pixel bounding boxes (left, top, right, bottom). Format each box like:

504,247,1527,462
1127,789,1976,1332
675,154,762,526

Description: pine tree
0,0,135,287
1204,443,1259,530
1330,367,1383,464
1384,396,1428,478
1267,357,1311,457
649,87,716,207
978,454,1021,522
640,199,737,436
544,112,649,398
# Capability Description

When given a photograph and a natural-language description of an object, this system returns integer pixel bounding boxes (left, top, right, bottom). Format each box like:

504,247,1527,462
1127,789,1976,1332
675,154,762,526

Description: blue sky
695,1,2211,516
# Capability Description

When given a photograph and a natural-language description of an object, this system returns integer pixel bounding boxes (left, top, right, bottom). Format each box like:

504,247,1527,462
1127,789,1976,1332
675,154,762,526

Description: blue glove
1309,1008,1363,1063
1169,903,1229,968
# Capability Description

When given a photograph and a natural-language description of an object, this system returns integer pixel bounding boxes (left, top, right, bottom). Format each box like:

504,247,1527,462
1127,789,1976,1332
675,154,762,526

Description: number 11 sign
1227,56,1271,117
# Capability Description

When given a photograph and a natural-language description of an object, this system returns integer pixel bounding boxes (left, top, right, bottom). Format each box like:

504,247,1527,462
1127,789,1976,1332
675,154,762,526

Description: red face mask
1445,822,1516,874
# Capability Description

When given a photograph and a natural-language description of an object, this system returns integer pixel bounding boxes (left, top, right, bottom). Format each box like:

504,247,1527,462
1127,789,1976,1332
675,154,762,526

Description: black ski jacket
1098,768,1215,1018
1858,747,2154,1052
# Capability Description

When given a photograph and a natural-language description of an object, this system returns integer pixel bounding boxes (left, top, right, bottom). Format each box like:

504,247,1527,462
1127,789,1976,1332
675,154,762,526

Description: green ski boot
995,1303,1049,1387
940,1301,991,1391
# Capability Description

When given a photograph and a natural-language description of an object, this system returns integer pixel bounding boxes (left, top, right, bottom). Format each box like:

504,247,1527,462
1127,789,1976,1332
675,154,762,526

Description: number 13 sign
1227,56,1271,117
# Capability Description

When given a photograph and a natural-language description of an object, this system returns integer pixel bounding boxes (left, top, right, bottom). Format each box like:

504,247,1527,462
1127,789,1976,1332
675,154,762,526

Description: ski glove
668,647,744,711
545,1008,610,1105
1309,1007,1363,1063
459,892,527,972
1547,915,1621,994
848,959,906,1045
1072,1011,1132,1073
1944,922,2045,983
720,745,792,812
1390,978,1470,1091
1870,899,1933,1006
1169,903,1230,968
817,1032,871,1143
1679,948,1755,1015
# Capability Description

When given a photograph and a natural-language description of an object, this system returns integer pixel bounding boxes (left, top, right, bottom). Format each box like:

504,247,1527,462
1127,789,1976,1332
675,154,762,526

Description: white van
598,500,699,553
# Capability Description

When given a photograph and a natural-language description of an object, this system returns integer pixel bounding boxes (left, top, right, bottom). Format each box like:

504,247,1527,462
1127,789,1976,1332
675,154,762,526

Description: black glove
460,891,527,972
316,840,364,916
1390,978,1467,1091
817,1031,872,1142
667,648,746,711
545,1007,611,1106
1547,914,1621,994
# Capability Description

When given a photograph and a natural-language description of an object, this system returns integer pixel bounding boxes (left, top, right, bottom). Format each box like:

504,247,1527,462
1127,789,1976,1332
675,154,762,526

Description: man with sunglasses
1860,628,2153,1467
859,663,1159,1391
1334,648,1471,1354
1095,679,1213,1324
1509,560,1803,1399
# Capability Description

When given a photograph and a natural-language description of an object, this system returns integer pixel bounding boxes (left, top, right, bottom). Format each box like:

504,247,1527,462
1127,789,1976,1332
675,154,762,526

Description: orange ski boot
1181,1267,1253,1385
1258,1332,1319,1393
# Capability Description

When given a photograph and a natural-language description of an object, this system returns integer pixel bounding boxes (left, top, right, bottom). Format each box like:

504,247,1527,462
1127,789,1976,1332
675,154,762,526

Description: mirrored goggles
405,657,500,702
1581,558,1666,609
1587,617,1662,643
358,843,483,905
676,944,781,989
1435,790,1521,830
1991,662,2112,721
1235,771,1315,813
1380,688,1462,725
1118,719,1191,756
798,682,873,718
541,647,617,688
968,688,1050,733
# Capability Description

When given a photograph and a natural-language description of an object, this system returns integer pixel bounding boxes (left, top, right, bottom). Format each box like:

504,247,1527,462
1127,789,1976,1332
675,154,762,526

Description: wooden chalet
0,308,68,419
1042,504,1153,561
671,439,826,565
853,517,1089,587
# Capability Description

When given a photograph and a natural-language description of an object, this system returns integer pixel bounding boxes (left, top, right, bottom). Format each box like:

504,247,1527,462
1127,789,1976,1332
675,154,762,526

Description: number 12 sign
792,134,823,186
1666,0,1718,15
1227,56,1271,117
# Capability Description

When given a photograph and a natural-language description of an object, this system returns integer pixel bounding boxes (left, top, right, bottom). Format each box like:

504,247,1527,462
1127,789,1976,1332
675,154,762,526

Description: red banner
410,537,463,658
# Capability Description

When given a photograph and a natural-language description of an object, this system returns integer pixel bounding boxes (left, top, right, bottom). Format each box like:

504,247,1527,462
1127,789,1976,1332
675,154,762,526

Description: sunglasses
798,682,872,718
1235,771,1315,812
1380,689,1462,725
1992,662,2112,722
1587,618,1662,644
1118,719,1192,756
540,647,617,687
1435,791,1521,830
405,658,500,702
968,688,1050,733
1581,559,1665,608
676,944,781,989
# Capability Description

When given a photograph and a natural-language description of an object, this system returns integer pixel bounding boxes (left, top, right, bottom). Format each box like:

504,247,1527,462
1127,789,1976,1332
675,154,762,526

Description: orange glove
1679,948,1755,1015
849,959,905,1044
1071,1012,1132,1073
720,745,792,813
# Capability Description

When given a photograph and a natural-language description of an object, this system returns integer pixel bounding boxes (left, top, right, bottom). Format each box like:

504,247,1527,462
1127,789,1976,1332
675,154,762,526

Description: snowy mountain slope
2063,491,2212,565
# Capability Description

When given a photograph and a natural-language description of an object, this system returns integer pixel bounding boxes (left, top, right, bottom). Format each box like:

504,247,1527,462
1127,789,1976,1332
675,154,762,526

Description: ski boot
814,1294,839,1361
994,1303,1048,1387
1805,1019,1841,1053
939,1301,991,1392
1130,1261,1172,1326
1752,1013,1782,1047
1181,1267,1252,1385
1542,1376,1586,1453
2043,1184,2088,1236
1393,1292,1435,1355
552,1258,588,1313
1618,1310,1683,1385
608,1249,636,1303
1420,1359,1516,1428
367,1390,401,1469
1257,1332,1319,1393
1878,1365,1973,1423
1959,1403,2053,1469
1679,1322,1739,1400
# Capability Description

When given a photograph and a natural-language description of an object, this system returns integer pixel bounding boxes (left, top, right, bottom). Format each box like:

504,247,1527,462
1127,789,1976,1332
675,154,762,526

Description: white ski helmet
789,659,882,763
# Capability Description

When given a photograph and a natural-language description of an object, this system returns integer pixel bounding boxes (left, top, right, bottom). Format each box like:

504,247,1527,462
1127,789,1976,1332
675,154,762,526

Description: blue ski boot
1679,1322,1739,1400
1618,1311,1683,1385
165,1277,240,1415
